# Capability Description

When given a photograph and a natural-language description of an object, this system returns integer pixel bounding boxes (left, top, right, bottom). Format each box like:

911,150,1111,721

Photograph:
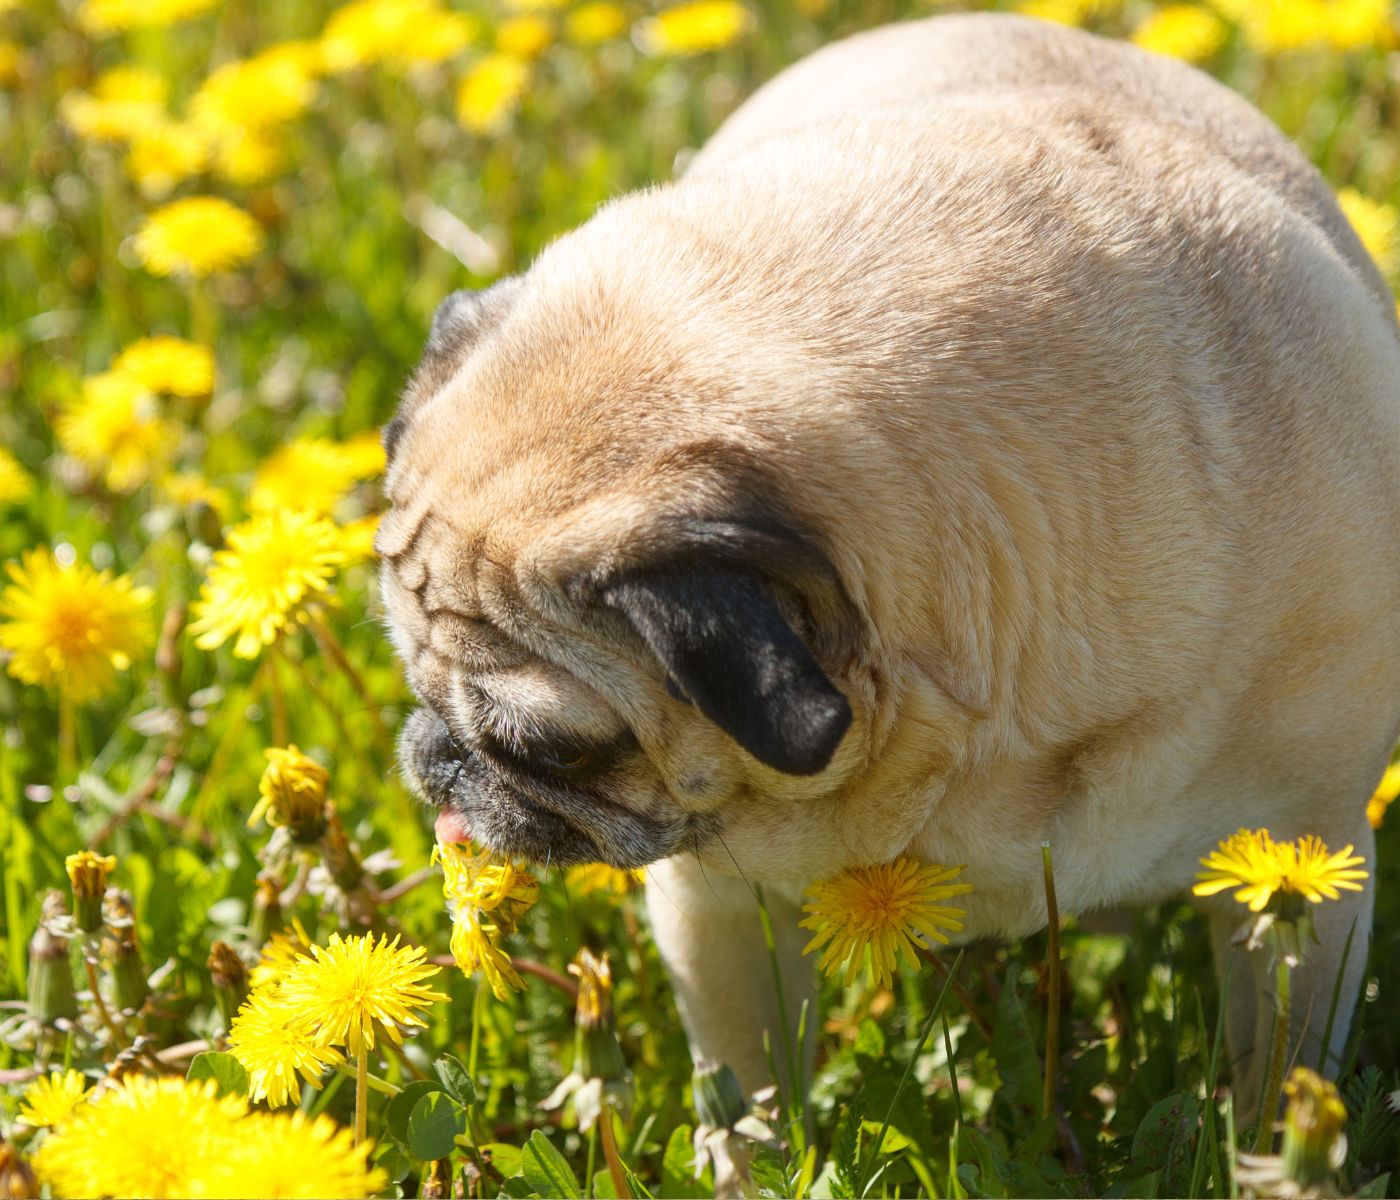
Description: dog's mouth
399,707,692,870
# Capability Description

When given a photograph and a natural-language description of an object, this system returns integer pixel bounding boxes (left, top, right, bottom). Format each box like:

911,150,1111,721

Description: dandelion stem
598,1101,632,1200
306,610,392,755
84,958,125,1052
188,277,218,349
1253,954,1291,1154
753,884,799,1134
267,641,289,745
584,1123,598,1200
354,1049,368,1148
1041,841,1062,1123
58,694,77,783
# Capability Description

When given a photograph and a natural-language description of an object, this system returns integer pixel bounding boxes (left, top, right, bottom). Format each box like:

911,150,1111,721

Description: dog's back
695,12,1390,307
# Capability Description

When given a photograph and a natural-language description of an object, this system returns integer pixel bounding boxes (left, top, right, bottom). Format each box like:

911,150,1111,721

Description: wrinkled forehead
376,499,635,746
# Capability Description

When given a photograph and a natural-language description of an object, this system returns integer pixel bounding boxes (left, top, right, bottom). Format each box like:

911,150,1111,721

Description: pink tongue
434,809,473,845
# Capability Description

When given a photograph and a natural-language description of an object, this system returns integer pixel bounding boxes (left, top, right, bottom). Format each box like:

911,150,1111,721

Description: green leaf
407,1090,468,1162
521,1130,582,1200
989,973,1040,1109
384,1080,444,1147
593,1168,619,1199
482,1144,523,1179
854,1018,886,1060
1355,1172,1391,1199
830,1088,865,1199
433,1053,476,1105
498,1176,535,1198
372,1141,415,1185
660,1123,705,1199
1131,1092,1198,1195
186,1052,248,1097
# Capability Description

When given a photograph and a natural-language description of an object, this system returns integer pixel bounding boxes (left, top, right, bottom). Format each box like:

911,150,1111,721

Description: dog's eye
534,747,590,772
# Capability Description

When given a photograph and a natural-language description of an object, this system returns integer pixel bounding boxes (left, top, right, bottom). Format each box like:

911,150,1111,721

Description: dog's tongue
434,809,473,845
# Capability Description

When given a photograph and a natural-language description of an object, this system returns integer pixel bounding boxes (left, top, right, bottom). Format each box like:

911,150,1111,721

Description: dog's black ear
601,567,851,775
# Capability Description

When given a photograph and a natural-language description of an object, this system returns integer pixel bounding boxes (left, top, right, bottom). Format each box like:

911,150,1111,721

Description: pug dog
378,12,1400,1114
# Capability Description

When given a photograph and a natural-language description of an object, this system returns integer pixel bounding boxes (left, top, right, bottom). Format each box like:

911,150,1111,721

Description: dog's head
377,248,867,872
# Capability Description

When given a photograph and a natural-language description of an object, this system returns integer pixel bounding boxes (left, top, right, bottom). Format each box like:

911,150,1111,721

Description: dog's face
376,263,862,871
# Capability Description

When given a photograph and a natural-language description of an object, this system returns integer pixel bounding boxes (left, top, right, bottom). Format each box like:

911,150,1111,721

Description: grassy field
1,0,1399,1195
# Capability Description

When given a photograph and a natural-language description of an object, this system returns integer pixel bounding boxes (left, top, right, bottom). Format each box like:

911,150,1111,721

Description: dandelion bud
571,950,626,1083
0,1140,38,1200
692,1060,746,1130
249,873,283,946
207,940,249,1028
27,892,77,1028
250,745,329,842
322,807,366,892
1280,1068,1347,1191
101,891,148,1014
64,851,116,933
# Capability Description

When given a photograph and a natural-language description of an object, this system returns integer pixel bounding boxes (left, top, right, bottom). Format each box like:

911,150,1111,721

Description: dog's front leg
645,854,815,1096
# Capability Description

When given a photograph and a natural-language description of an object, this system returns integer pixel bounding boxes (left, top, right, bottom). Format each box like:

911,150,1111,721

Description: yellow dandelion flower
1320,0,1395,49
77,0,218,34
0,446,32,505
188,508,347,658
249,744,330,840
0,41,24,90
32,1076,246,1200
125,119,211,197
0,548,152,703
199,1109,385,1199
1368,762,1400,829
1132,4,1227,61
456,52,531,133
498,13,554,57
276,932,447,1057
635,0,754,54
17,1070,90,1129
112,335,215,397
1213,0,1391,54
436,840,539,933
55,371,178,493
566,862,645,896
60,65,168,143
66,850,117,932
449,905,525,1000
800,857,972,989
1193,828,1368,912
1287,835,1370,902
566,2,627,44
1015,0,1119,26
321,0,476,70
159,471,231,517
1337,188,1399,279
250,434,385,516
338,514,381,562
228,988,344,1108
191,45,318,132
250,919,315,990
435,840,537,999
66,849,117,888
417,10,481,63
134,195,263,279
210,125,288,185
